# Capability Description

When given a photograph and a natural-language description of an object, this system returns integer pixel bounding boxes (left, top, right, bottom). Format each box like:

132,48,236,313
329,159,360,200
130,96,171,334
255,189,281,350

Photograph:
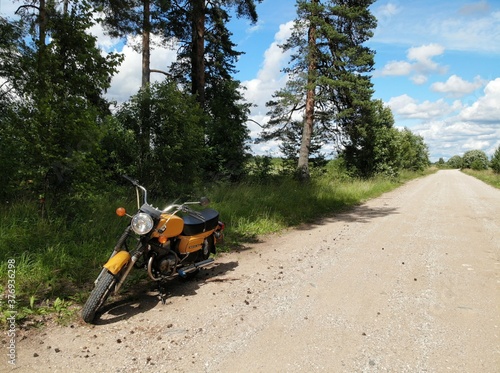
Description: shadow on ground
94,261,239,325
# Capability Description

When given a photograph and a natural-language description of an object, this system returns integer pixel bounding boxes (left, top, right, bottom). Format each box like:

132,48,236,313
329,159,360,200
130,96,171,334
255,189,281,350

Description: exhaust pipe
178,258,214,278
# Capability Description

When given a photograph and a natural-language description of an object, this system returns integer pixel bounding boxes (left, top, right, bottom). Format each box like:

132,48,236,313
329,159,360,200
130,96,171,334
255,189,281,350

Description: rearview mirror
199,197,210,206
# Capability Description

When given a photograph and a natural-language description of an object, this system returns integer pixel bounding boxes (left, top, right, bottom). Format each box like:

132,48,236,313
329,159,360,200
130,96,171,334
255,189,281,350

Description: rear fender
103,251,131,275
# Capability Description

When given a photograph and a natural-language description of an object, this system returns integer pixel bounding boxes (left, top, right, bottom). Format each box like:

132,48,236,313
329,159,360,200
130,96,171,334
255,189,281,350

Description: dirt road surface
5,170,500,372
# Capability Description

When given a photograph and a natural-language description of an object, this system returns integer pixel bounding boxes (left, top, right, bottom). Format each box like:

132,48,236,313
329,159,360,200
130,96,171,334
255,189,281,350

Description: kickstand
158,281,168,305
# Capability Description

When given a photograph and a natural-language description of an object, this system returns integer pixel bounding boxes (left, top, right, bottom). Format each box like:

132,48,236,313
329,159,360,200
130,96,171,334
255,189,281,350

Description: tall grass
0,166,435,321
0,194,129,310
461,168,500,189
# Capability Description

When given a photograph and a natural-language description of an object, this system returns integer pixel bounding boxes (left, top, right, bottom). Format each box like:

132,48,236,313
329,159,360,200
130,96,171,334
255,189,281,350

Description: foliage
490,145,500,173
0,1,122,206
0,190,128,318
447,155,463,169
204,80,251,181
274,120,327,176
246,155,275,182
397,128,430,171
462,149,489,170
164,0,260,102
343,99,396,177
165,0,259,180
91,0,169,38
342,102,430,178
109,81,206,198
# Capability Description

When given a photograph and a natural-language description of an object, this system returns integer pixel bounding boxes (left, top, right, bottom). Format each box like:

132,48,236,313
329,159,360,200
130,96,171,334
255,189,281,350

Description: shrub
462,150,488,170
447,155,463,169
491,146,500,174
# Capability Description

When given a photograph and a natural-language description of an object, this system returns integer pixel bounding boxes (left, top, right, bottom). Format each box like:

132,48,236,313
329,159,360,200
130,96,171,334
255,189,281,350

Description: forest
0,0,438,319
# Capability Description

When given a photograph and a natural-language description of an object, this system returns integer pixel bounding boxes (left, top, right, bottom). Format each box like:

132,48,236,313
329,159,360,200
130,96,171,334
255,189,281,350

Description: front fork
95,226,146,294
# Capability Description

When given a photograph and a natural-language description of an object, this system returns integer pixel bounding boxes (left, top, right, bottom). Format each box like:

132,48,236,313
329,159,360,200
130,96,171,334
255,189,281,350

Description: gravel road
6,169,500,372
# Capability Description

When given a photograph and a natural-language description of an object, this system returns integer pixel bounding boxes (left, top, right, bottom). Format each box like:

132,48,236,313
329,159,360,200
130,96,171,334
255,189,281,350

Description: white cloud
435,11,500,53
377,3,401,18
239,21,295,155
241,21,293,115
373,2,402,27
377,44,447,83
247,20,263,34
379,60,412,76
399,78,500,161
431,74,485,98
387,94,460,120
0,1,19,17
106,34,178,104
407,44,443,62
414,117,500,161
88,16,121,51
411,74,428,85
460,78,500,122
407,44,447,75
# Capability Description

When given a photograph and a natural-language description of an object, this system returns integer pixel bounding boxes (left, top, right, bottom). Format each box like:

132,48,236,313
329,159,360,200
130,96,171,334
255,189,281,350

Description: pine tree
165,0,260,179
262,0,377,180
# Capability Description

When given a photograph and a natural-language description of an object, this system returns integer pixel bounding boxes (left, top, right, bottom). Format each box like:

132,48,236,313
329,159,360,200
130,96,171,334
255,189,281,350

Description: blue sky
2,0,499,162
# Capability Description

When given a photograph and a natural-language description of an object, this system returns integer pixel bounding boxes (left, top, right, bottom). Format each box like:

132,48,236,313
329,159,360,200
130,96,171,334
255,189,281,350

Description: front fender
103,251,131,275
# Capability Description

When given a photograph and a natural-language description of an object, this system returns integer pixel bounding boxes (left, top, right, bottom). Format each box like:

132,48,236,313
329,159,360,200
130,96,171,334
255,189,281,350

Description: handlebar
121,175,209,212
122,175,140,187
122,175,148,207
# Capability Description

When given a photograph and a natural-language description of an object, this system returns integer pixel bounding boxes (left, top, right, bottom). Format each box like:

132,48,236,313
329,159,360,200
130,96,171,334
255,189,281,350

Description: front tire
81,271,116,323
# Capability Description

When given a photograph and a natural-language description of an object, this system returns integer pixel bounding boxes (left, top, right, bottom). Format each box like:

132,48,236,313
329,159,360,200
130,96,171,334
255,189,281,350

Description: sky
2,0,499,162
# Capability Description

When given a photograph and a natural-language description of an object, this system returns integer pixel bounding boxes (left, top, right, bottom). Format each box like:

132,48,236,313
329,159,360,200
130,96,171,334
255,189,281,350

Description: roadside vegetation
461,169,500,189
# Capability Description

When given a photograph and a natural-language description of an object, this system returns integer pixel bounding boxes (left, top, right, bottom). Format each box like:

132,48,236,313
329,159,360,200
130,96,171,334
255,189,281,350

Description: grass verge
461,169,500,189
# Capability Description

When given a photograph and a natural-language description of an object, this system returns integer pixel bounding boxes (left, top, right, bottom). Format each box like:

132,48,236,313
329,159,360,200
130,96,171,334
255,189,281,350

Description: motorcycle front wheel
81,271,116,323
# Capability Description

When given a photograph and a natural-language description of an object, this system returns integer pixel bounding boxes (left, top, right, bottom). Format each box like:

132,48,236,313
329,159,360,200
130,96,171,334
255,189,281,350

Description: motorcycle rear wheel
81,271,116,323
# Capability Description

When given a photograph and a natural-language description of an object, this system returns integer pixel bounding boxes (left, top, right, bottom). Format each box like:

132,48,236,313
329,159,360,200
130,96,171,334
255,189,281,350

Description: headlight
131,213,154,235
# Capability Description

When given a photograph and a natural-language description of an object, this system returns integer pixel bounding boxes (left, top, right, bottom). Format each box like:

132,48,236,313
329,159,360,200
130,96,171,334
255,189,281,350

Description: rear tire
81,271,116,323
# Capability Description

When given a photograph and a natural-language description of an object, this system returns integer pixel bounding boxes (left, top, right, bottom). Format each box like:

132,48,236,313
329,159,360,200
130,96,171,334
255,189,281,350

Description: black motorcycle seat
182,208,219,236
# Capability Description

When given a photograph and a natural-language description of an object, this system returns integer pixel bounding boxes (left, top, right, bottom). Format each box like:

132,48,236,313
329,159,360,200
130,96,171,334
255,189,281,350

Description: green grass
0,194,129,324
461,168,500,189
0,166,435,325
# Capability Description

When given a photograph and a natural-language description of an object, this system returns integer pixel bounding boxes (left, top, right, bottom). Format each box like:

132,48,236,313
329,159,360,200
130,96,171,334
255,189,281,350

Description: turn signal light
116,207,126,217
158,236,167,244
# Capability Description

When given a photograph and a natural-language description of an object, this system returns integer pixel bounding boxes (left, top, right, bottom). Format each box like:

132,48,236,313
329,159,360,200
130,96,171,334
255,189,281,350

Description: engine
156,252,178,276
147,241,179,280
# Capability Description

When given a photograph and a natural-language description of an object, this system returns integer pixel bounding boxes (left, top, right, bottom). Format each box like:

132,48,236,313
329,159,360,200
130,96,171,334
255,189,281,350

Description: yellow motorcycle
81,176,224,323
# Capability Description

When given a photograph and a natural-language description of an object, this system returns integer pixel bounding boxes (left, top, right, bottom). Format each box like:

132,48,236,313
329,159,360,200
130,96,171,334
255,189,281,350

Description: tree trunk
37,0,47,78
191,0,206,107
296,11,317,182
139,0,152,180
142,0,151,88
